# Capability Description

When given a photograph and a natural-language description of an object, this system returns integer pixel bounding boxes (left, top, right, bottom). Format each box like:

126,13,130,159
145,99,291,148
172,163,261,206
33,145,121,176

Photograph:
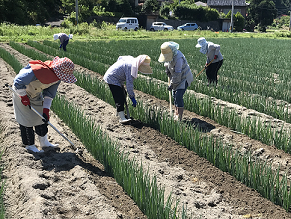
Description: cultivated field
1,36,291,218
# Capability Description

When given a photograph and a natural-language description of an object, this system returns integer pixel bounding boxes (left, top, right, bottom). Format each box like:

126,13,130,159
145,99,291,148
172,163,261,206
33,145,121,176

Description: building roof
207,0,248,6
195,1,207,7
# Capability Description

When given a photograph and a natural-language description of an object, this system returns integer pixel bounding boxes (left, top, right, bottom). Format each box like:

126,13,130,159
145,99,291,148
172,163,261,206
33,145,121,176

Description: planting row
2,43,291,213
14,41,291,157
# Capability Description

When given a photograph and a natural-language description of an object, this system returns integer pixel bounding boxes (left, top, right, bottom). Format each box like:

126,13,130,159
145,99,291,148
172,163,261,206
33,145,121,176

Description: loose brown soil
1,43,291,219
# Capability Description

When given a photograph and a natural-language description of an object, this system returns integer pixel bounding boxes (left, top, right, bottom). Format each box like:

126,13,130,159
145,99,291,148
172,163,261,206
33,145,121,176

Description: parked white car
116,17,139,31
150,22,174,31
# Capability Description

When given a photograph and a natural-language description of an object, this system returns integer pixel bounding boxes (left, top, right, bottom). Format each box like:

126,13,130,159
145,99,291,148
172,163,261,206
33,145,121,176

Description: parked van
116,17,139,31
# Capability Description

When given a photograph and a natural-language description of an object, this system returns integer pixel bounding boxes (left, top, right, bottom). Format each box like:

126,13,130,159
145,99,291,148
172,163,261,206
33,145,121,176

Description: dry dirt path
1,43,291,218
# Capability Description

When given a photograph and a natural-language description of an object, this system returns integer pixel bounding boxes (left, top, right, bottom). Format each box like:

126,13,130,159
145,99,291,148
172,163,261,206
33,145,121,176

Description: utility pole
230,0,234,32
75,0,78,26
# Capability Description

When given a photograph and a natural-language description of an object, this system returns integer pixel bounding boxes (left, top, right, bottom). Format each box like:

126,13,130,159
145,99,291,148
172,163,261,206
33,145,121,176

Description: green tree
247,0,277,32
226,11,245,32
142,0,159,14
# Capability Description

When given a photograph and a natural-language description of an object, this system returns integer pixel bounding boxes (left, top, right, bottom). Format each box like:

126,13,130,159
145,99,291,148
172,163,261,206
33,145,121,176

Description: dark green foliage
142,0,160,14
247,0,277,32
0,0,62,25
173,4,218,22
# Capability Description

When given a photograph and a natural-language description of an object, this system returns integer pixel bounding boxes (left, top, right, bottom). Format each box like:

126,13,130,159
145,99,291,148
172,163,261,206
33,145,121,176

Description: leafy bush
226,11,245,32
173,4,218,22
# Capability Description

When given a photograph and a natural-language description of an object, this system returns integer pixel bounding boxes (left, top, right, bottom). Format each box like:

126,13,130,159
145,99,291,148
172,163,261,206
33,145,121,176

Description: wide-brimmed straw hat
158,42,173,62
138,56,153,74
196,37,207,48
51,56,77,83
53,34,59,41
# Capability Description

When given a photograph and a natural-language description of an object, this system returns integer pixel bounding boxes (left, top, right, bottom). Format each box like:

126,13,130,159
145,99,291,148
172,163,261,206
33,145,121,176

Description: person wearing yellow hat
158,41,193,121
12,56,77,153
104,55,152,124
195,37,223,86
53,33,73,51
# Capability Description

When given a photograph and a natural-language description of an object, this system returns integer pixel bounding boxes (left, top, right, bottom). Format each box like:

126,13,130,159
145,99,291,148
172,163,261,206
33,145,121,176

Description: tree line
0,0,287,32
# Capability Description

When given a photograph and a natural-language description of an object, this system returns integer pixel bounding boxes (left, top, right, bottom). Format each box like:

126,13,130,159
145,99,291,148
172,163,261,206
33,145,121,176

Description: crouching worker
195,37,223,86
158,41,193,121
53,33,73,52
104,55,152,124
13,56,77,153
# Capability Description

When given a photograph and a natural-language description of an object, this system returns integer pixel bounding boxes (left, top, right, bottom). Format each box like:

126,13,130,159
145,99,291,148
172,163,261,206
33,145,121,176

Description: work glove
165,68,171,77
130,97,137,107
20,95,30,106
42,108,50,123
214,55,218,59
168,85,173,91
204,63,208,69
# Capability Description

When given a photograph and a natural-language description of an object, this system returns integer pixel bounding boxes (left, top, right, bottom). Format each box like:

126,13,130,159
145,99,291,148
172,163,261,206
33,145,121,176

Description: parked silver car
150,22,174,31
177,23,199,31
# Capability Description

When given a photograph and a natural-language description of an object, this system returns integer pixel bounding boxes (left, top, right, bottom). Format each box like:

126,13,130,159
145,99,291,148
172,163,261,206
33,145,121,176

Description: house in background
207,0,249,18
207,0,249,32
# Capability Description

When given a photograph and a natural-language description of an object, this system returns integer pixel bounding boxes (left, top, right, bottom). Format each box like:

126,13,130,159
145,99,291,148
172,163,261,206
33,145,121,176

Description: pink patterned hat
51,56,77,83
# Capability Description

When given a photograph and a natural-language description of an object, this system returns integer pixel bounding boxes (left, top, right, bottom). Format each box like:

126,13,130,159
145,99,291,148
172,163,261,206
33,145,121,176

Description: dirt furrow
1,43,291,218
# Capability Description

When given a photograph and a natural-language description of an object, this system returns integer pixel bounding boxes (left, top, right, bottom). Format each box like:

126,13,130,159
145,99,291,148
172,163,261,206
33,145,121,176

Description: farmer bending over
53,33,73,52
196,37,223,86
158,41,193,121
13,56,77,153
104,55,152,124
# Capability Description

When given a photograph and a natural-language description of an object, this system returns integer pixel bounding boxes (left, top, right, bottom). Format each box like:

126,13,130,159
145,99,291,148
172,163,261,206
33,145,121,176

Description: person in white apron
13,56,77,153
104,55,153,124
158,41,193,121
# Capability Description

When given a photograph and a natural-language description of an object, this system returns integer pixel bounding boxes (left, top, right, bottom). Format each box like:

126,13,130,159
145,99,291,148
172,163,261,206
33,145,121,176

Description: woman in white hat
104,55,152,124
13,56,77,153
53,33,73,51
158,41,193,121
196,37,223,86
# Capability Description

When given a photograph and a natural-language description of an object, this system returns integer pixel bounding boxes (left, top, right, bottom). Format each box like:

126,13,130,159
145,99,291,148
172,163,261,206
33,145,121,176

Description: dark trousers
19,124,48,145
60,39,69,51
108,84,126,112
206,59,223,84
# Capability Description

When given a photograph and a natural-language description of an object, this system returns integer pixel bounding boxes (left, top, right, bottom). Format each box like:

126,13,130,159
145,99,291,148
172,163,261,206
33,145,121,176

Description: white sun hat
195,37,207,48
53,34,59,41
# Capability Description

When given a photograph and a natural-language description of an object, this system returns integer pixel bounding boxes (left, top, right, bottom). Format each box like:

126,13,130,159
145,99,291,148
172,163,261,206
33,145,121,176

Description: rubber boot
38,134,59,148
25,145,44,153
118,111,131,124
173,106,179,121
177,107,184,121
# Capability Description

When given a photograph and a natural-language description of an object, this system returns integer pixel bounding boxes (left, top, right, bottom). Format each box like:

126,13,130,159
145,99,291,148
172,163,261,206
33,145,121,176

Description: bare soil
1,43,291,218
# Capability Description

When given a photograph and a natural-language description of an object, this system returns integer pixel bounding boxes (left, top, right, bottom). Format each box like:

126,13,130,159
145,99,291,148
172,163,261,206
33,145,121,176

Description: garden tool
195,58,215,78
5,83,75,147
168,77,172,116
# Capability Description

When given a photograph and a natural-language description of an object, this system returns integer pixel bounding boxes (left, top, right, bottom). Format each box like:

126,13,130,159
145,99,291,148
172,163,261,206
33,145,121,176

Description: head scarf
131,55,147,78
51,56,77,83
196,37,208,54
158,41,180,63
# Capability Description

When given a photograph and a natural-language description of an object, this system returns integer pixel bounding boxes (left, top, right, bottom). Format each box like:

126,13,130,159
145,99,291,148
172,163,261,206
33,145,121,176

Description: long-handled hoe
5,83,75,147
195,58,215,78
168,77,173,116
